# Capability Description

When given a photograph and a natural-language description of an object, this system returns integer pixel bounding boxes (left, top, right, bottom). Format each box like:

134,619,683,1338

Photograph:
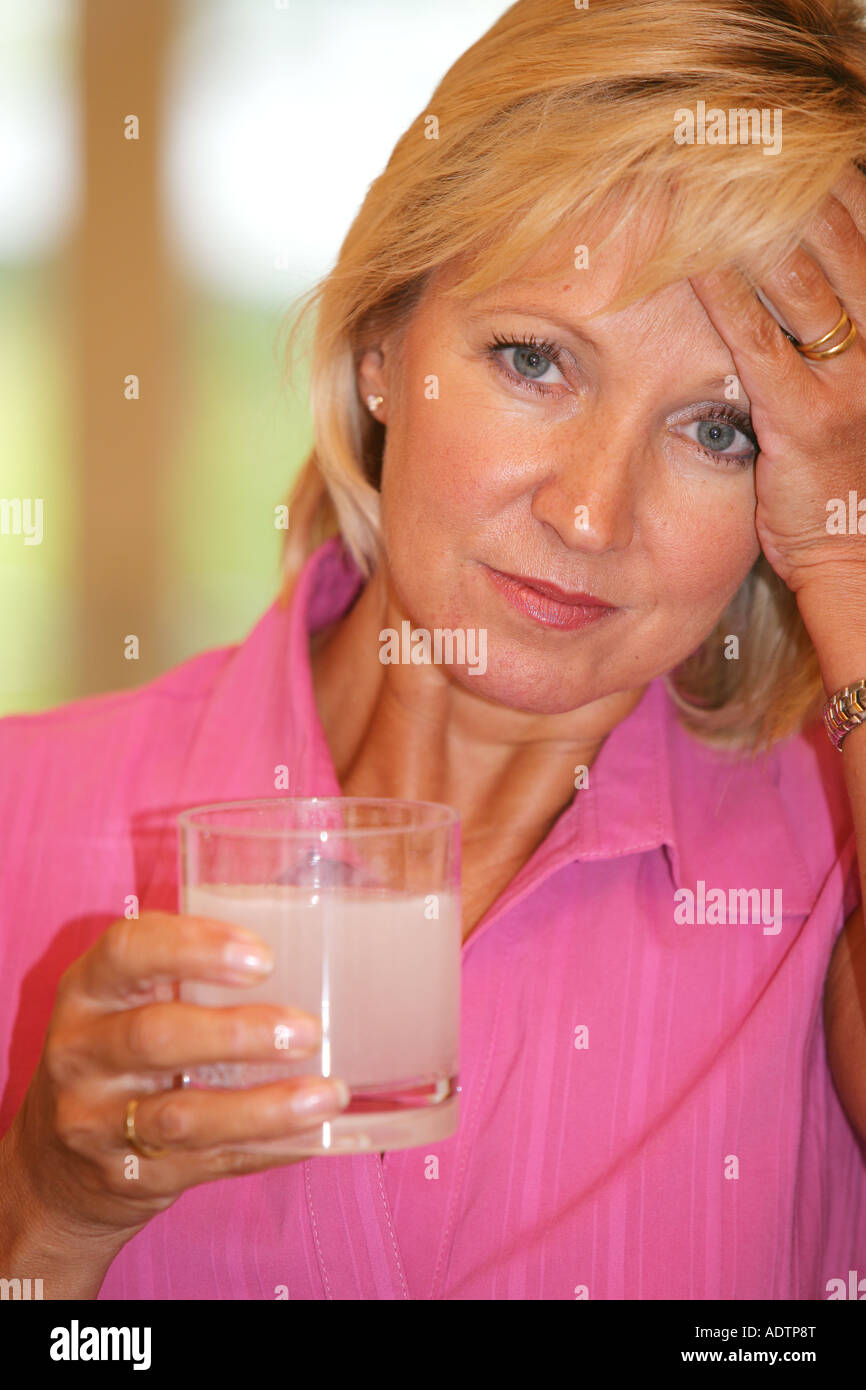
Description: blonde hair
277,0,866,754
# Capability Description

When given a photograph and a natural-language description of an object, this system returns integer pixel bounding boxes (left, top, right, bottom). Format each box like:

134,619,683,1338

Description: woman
1,0,866,1301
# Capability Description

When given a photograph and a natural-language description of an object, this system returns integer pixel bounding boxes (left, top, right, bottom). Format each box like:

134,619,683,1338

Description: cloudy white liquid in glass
181,882,460,1152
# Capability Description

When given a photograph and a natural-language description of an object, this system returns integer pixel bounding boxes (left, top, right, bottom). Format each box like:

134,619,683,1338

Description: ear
357,347,387,422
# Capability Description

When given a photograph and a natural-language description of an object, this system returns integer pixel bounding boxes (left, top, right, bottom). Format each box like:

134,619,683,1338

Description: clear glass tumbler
178,796,461,1155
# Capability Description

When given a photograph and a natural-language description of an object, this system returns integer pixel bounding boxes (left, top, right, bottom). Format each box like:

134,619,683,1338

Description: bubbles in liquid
275,849,382,889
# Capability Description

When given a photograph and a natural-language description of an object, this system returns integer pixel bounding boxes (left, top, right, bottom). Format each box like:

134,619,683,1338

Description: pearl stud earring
366,394,384,413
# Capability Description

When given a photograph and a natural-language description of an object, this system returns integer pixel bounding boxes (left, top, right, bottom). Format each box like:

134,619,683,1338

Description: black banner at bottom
3,1296,862,1374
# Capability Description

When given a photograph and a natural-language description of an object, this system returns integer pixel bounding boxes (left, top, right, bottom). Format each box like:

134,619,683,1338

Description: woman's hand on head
0,911,349,1267
689,163,866,599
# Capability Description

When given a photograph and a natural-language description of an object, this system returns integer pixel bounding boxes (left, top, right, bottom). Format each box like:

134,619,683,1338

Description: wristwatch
824,678,866,751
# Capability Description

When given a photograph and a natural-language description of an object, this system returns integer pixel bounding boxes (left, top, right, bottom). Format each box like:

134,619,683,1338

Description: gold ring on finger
795,309,858,360
124,1096,170,1159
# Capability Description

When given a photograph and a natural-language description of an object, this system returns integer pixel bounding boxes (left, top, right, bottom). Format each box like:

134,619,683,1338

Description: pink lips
484,566,618,631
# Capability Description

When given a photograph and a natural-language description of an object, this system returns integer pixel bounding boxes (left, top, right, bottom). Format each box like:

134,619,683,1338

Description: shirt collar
155,536,814,922
282,539,816,918
282,539,683,893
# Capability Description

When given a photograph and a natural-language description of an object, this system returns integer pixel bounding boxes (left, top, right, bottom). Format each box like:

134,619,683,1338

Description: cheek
654,490,761,609
382,397,507,538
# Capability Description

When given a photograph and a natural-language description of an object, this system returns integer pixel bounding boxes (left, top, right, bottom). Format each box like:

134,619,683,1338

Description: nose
529,415,638,554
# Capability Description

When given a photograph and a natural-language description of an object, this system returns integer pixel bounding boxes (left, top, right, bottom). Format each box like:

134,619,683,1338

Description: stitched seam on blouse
304,1160,333,1300
375,1161,410,1299
429,935,512,1299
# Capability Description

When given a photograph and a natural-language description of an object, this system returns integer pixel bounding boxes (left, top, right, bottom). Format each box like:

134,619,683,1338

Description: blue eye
696,421,737,451
505,344,564,381
681,414,756,463
489,334,567,391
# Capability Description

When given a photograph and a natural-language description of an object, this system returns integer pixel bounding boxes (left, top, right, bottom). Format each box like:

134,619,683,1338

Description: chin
449,663,608,715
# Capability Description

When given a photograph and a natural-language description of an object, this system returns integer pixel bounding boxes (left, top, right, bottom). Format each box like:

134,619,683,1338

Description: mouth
482,565,619,631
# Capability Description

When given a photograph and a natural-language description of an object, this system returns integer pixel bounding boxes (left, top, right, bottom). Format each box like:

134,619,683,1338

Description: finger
118,1074,350,1163
71,913,275,1008
689,265,807,412
830,163,866,239
758,243,857,350
83,1002,322,1074
799,193,866,327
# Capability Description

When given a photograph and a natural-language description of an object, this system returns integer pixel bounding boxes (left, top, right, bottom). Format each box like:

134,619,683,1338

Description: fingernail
222,942,273,974
275,1015,321,1053
292,1078,351,1116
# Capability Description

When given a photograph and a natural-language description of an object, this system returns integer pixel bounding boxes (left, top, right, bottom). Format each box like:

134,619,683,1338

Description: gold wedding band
802,320,858,358
124,1096,169,1159
794,308,858,360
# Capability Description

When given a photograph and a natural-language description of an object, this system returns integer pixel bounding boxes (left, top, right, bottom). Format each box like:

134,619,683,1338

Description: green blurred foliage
0,260,75,715
161,289,313,671
0,262,312,716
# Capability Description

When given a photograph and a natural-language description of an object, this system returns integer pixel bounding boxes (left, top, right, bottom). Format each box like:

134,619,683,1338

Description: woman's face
361,231,762,714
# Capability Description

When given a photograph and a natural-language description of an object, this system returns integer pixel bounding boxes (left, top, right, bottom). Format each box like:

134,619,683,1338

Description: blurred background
0,0,509,715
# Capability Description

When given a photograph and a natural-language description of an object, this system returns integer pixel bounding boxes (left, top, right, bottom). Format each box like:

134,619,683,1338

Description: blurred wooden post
69,0,184,696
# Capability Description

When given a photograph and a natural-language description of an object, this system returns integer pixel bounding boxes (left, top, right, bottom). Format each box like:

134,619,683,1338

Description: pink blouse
1,536,863,1299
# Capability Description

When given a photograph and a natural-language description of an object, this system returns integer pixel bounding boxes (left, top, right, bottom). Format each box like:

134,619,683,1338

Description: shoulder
1,643,234,731
665,698,858,920
0,643,238,799
759,714,856,900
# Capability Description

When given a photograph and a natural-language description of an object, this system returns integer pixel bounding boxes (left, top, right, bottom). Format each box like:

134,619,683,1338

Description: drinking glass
178,797,461,1155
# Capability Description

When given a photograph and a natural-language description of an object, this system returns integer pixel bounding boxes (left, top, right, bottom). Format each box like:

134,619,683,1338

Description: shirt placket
301,832,588,1300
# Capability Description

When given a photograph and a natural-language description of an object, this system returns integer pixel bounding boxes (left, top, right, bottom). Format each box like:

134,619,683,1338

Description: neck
309,567,647,847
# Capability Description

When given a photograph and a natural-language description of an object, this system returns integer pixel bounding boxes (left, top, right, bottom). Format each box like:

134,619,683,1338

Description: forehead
469,219,647,318
436,189,662,302
409,216,743,393
427,226,721,355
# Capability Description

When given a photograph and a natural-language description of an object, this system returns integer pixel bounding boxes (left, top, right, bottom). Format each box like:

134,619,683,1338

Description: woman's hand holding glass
0,911,350,1293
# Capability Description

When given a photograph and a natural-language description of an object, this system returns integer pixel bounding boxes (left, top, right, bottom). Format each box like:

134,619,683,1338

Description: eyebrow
464,298,751,403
